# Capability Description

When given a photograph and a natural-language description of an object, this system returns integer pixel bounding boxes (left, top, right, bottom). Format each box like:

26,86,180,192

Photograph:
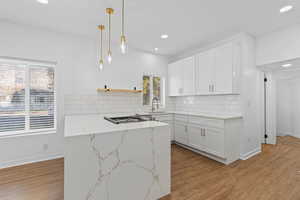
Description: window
0,58,56,136
143,75,165,106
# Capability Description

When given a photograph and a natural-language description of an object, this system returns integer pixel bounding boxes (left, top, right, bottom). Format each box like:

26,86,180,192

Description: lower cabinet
152,113,241,164
187,125,225,158
174,114,241,165
204,127,225,158
174,122,188,145
187,124,205,151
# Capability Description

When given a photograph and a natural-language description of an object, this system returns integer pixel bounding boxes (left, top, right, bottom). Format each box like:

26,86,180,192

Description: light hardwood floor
1,136,300,200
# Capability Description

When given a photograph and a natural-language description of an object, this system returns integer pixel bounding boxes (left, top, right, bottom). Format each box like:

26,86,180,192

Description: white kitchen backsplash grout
64,93,240,115
170,95,241,114
64,93,144,115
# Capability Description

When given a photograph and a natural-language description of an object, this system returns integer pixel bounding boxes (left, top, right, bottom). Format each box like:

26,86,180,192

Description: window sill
0,129,57,139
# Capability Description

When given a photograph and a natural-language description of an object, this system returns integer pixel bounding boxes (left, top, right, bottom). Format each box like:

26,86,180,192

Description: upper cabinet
214,42,237,94
168,56,195,96
195,49,215,94
168,41,241,96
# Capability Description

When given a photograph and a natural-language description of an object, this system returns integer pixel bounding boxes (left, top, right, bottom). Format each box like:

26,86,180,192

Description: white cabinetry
187,124,206,151
195,50,214,94
204,127,225,158
168,40,241,96
168,56,195,96
168,61,182,96
173,114,241,165
214,42,235,94
174,122,188,145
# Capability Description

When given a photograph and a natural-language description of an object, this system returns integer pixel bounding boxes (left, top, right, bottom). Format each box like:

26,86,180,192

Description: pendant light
98,25,105,70
106,8,114,64
120,0,127,54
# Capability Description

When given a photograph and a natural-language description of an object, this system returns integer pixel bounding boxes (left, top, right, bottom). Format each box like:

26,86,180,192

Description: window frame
142,74,165,108
0,58,57,137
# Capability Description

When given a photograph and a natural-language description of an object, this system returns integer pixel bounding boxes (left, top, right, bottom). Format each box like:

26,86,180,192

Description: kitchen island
64,114,171,200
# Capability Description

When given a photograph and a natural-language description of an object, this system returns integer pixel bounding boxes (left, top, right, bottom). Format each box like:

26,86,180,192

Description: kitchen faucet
152,97,159,112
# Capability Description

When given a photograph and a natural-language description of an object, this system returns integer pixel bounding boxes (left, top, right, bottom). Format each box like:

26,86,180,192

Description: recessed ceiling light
281,63,292,68
37,0,48,4
154,48,159,51
161,34,169,39
280,5,293,13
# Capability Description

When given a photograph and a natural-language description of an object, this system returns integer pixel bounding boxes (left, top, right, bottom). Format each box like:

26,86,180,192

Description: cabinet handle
203,129,206,136
212,85,215,92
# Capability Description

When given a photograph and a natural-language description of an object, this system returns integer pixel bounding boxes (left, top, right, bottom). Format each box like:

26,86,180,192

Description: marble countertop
64,114,168,138
146,111,242,120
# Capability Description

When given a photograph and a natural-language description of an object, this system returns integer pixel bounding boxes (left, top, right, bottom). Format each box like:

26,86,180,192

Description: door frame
263,72,277,144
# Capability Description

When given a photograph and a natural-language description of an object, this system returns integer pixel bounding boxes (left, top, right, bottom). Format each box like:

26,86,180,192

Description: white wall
256,23,300,66
276,77,300,138
239,34,262,158
276,79,292,136
0,21,168,168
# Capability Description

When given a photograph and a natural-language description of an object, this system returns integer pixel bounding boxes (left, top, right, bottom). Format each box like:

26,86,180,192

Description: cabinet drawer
174,114,188,123
189,116,224,129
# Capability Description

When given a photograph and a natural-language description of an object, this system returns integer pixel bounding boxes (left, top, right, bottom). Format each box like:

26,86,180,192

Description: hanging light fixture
106,8,114,64
98,25,105,70
120,0,127,54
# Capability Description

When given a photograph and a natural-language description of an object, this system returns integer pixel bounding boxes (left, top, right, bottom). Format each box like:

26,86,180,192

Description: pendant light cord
109,13,111,52
100,29,103,59
122,0,125,36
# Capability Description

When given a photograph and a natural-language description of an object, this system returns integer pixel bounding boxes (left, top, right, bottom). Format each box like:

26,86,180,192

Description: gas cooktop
104,114,154,124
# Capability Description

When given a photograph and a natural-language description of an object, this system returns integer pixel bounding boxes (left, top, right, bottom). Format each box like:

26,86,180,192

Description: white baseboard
0,154,63,169
277,131,293,136
240,148,261,160
293,134,300,139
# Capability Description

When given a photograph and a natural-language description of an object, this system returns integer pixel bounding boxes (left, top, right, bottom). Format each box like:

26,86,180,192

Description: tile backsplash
64,93,240,115
64,93,144,115
171,95,241,114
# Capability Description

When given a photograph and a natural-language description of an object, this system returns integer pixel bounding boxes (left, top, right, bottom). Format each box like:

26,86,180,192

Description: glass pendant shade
107,51,112,64
99,59,104,70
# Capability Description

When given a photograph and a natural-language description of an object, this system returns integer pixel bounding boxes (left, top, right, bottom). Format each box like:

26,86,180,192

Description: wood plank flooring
1,136,300,200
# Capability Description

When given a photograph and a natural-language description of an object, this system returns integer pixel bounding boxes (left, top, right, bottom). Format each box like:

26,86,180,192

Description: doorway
262,67,300,145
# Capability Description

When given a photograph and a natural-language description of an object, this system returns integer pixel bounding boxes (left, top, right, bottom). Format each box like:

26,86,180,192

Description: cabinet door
196,50,214,94
187,124,205,151
161,120,174,142
214,43,233,94
168,61,183,96
204,127,225,158
174,123,188,145
182,56,195,95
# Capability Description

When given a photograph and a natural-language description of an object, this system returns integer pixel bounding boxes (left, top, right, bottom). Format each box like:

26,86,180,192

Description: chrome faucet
152,97,159,112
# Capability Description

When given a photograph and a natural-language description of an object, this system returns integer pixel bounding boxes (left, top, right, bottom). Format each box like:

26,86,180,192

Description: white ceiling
259,57,300,72
1,0,300,57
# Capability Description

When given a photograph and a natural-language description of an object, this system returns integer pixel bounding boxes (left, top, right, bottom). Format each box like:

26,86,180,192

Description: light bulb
99,59,104,70
121,42,126,54
120,35,127,54
107,52,112,64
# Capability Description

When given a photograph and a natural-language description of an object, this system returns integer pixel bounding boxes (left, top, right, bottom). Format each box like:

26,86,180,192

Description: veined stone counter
64,114,171,200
